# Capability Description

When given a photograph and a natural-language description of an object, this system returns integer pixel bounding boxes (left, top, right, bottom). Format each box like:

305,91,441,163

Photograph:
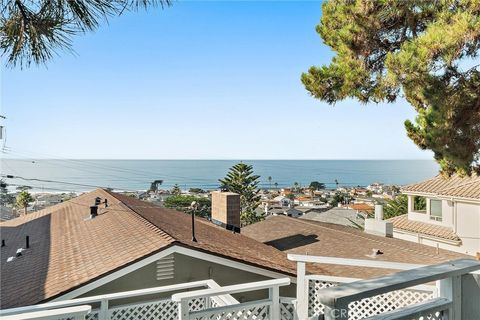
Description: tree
274,182,279,189
267,176,272,189
149,180,163,194
0,179,14,206
383,194,408,219
293,182,299,191
309,181,325,191
15,190,34,215
1,0,172,68
302,1,480,176
171,184,181,195
164,195,211,217
188,188,205,194
219,163,262,226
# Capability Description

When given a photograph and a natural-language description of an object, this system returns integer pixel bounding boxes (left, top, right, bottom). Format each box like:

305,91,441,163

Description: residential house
243,215,469,279
0,189,296,309
390,174,480,257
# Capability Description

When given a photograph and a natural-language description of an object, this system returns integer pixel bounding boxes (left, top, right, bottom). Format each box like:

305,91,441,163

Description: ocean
1,159,439,192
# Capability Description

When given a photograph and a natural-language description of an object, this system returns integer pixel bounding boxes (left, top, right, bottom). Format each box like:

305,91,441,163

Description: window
430,199,443,221
413,196,427,213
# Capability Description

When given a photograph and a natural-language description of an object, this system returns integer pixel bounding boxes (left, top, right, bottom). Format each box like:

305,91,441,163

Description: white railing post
269,286,280,320
439,275,461,320
99,299,108,320
295,261,308,320
178,299,189,320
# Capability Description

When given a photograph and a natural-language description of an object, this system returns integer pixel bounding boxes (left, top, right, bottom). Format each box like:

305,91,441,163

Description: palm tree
267,176,272,190
293,182,299,192
15,191,34,215
274,182,278,190
1,0,172,68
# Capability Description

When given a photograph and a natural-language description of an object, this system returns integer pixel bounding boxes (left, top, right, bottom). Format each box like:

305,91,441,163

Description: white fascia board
51,245,295,302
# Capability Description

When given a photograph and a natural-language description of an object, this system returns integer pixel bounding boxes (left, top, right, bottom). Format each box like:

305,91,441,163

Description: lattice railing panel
85,310,99,320
280,298,295,320
308,279,435,319
108,297,207,320
308,279,339,316
190,301,271,320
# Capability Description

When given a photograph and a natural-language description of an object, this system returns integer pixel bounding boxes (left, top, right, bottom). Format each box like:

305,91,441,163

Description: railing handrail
172,278,291,302
0,280,216,316
318,259,480,307
287,254,424,270
1,306,92,320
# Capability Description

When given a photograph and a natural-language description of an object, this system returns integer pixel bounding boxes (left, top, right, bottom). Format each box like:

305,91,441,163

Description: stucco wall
456,201,480,256
79,252,295,306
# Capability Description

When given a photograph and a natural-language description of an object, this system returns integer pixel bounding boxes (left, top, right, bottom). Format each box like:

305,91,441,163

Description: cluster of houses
0,173,479,320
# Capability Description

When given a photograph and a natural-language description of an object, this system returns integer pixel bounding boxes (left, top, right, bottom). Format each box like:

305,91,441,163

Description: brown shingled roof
388,215,462,243
0,189,295,309
242,215,470,279
402,174,480,200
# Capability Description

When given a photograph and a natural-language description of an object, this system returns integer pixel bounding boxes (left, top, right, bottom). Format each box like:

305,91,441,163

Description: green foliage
171,184,181,195
413,196,427,211
302,1,480,175
309,181,326,190
149,180,163,193
0,179,15,206
15,190,34,215
383,194,408,219
164,195,211,217
330,192,347,207
1,0,172,68
219,163,262,226
188,188,205,194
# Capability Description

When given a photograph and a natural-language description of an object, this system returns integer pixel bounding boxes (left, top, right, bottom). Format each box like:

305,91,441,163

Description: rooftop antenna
190,201,198,242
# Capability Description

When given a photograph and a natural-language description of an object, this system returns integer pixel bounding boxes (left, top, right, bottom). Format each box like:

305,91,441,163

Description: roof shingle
0,189,295,309
242,215,470,279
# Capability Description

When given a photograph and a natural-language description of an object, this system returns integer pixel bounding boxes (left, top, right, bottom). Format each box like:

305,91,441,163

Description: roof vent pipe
1,239,5,247
104,199,108,208
90,205,98,218
26,236,30,249
95,197,102,206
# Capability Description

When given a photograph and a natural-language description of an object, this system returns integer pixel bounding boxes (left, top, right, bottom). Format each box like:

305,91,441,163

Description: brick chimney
211,191,241,232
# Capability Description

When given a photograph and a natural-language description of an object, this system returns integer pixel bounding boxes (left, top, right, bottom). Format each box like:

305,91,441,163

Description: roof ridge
103,190,178,243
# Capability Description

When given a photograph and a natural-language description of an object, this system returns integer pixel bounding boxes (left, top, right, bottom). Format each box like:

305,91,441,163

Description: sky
1,1,434,160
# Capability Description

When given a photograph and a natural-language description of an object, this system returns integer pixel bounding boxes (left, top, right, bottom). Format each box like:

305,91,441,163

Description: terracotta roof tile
388,215,461,242
402,174,480,200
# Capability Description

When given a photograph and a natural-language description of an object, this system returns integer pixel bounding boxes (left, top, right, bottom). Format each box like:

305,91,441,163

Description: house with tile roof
0,189,296,309
390,174,480,257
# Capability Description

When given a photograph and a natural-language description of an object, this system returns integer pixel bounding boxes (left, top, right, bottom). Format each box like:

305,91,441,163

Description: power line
1,174,138,192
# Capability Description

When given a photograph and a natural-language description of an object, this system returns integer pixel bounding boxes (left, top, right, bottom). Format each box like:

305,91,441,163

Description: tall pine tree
219,163,262,226
302,1,480,176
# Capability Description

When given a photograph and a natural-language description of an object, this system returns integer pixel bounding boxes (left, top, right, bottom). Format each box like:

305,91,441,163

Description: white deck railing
2,306,92,320
288,254,480,320
0,280,236,320
172,278,291,320
2,257,479,320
